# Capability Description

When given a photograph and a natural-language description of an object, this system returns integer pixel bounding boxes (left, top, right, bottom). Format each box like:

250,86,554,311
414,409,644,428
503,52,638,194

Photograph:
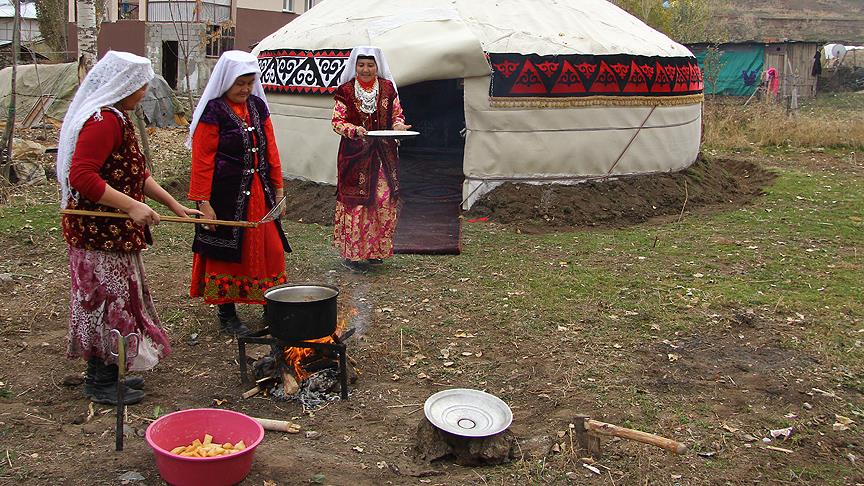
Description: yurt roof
256,0,692,82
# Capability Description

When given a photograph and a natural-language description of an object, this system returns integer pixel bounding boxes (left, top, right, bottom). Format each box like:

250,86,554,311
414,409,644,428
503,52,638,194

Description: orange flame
283,307,356,382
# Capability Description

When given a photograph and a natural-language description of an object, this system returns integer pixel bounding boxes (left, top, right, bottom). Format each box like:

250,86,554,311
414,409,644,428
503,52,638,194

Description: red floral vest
62,109,151,252
333,78,400,206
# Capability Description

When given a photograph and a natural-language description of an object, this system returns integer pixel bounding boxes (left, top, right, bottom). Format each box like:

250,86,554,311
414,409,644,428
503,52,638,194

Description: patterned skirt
333,166,399,261
67,246,171,371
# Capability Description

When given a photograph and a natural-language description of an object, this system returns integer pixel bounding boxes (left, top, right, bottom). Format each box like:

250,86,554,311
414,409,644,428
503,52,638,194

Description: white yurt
253,0,704,208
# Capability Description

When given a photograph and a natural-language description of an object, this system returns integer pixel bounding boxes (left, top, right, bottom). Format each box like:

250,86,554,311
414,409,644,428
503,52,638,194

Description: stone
119,471,145,483
62,373,84,387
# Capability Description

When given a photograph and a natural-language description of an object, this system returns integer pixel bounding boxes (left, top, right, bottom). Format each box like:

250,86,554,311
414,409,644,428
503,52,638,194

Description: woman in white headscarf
58,51,201,405
187,50,290,336
331,46,411,272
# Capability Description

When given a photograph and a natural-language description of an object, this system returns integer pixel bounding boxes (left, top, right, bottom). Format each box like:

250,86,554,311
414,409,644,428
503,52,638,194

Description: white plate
366,130,420,139
424,388,513,437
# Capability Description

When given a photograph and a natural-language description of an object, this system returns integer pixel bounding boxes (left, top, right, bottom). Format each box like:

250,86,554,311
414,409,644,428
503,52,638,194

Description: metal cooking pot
264,284,339,341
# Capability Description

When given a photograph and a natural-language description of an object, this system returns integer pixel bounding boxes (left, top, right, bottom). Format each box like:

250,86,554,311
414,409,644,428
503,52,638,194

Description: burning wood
238,306,358,405
282,308,357,381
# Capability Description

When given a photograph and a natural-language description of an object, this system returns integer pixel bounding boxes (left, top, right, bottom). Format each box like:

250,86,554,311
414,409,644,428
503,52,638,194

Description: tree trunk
76,0,98,81
1,0,22,186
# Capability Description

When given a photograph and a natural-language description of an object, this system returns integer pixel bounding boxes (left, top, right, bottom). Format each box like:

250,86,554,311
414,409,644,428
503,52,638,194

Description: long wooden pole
0,0,22,186
60,209,258,228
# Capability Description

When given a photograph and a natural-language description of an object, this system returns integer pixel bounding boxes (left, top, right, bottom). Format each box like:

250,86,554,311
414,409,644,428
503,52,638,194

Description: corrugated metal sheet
147,1,230,23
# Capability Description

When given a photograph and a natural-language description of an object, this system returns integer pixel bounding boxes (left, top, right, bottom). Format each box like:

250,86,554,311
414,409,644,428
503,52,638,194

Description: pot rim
264,282,340,302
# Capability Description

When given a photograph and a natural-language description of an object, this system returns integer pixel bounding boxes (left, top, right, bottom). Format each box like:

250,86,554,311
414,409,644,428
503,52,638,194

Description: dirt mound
283,179,337,224
212,157,775,231
467,157,775,233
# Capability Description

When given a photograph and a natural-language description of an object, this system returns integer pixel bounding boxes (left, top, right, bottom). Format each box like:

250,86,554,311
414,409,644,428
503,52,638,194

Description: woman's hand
127,201,160,226
197,201,217,231
353,126,368,139
172,205,205,219
393,122,412,131
275,191,287,218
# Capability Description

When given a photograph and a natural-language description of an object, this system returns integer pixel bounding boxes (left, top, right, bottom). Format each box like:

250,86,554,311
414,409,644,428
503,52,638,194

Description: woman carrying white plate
330,46,412,271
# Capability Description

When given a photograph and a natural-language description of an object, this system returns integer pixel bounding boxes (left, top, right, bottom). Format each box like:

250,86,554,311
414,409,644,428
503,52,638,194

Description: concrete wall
145,22,214,92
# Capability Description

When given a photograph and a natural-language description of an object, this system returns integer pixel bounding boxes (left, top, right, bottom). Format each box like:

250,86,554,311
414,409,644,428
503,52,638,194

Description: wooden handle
587,419,688,455
60,209,257,228
252,417,301,433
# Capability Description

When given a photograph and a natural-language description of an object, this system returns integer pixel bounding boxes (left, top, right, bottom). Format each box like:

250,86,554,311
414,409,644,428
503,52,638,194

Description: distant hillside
714,0,864,43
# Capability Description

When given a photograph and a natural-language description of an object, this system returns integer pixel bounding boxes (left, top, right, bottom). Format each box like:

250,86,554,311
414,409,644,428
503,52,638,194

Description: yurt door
392,79,465,255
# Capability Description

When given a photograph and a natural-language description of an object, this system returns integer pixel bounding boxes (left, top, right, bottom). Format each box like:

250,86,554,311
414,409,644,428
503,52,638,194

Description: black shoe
85,382,146,405
124,376,145,390
341,259,366,273
367,258,384,265
218,304,252,336
84,359,146,405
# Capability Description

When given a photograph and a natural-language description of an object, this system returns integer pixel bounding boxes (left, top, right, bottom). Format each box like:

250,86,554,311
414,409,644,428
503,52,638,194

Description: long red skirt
333,167,399,261
190,174,286,304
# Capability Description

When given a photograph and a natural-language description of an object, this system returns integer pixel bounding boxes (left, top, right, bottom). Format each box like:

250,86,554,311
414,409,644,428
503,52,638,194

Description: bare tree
166,0,204,116
1,0,22,187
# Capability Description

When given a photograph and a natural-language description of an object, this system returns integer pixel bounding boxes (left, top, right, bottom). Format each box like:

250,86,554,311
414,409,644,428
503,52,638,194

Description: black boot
218,303,252,336
83,358,145,405
124,376,145,389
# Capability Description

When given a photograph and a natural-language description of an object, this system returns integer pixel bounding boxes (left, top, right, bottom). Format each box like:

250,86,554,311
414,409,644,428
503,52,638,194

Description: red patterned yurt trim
488,52,704,104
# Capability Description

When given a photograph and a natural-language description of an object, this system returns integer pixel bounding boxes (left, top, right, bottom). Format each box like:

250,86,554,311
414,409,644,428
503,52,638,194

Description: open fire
237,305,358,406
282,307,356,382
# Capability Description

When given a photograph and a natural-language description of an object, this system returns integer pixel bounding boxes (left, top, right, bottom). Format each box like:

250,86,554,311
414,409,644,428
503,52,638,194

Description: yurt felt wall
253,0,704,208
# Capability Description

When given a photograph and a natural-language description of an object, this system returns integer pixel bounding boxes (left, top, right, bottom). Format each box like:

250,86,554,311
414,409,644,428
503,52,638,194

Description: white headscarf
186,50,268,149
338,46,398,93
56,51,154,209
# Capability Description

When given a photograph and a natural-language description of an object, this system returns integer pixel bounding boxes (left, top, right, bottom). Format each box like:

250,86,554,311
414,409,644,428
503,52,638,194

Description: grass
703,93,864,150
1,98,862,484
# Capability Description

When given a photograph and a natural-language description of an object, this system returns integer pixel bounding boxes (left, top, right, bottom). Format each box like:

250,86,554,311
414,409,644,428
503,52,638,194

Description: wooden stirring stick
60,209,258,228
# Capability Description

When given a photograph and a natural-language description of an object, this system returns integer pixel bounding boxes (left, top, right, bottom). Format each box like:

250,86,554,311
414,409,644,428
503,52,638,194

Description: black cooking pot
264,283,339,341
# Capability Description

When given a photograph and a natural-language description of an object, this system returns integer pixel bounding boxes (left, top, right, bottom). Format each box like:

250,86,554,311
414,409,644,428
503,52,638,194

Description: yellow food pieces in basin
170,434,247,458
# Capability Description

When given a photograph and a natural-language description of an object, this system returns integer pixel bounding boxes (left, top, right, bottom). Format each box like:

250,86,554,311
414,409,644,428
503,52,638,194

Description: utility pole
1,0,22,186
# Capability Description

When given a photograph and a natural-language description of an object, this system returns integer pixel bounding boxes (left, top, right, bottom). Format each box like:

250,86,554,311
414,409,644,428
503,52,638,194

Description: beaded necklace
354,78,379,115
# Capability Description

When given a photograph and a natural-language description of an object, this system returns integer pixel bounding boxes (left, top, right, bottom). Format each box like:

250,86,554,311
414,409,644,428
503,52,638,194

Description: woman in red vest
331,46,411,272
58,51,201,404
187,51,290,336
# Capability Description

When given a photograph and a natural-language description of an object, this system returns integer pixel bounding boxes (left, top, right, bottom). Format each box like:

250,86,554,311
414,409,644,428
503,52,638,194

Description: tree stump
414,417,516,466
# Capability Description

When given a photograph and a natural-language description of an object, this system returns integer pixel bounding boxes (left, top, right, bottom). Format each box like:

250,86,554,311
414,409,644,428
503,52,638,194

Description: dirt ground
275,156,775,234
0,136,862,485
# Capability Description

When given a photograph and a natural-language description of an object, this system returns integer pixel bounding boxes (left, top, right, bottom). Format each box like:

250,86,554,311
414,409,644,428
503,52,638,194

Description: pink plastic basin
145,408,265,486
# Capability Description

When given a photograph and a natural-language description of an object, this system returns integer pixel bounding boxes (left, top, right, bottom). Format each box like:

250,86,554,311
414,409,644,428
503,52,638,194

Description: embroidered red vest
62,109,151,252
333,78,400,206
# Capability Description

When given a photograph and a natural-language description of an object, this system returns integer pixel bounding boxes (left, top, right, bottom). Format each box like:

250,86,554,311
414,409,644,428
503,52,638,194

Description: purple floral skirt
66,245,171,371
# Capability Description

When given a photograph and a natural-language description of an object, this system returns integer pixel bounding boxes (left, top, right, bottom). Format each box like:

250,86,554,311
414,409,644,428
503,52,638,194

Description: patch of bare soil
277,157,776,233
468,157,776,233
282,180,337,225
